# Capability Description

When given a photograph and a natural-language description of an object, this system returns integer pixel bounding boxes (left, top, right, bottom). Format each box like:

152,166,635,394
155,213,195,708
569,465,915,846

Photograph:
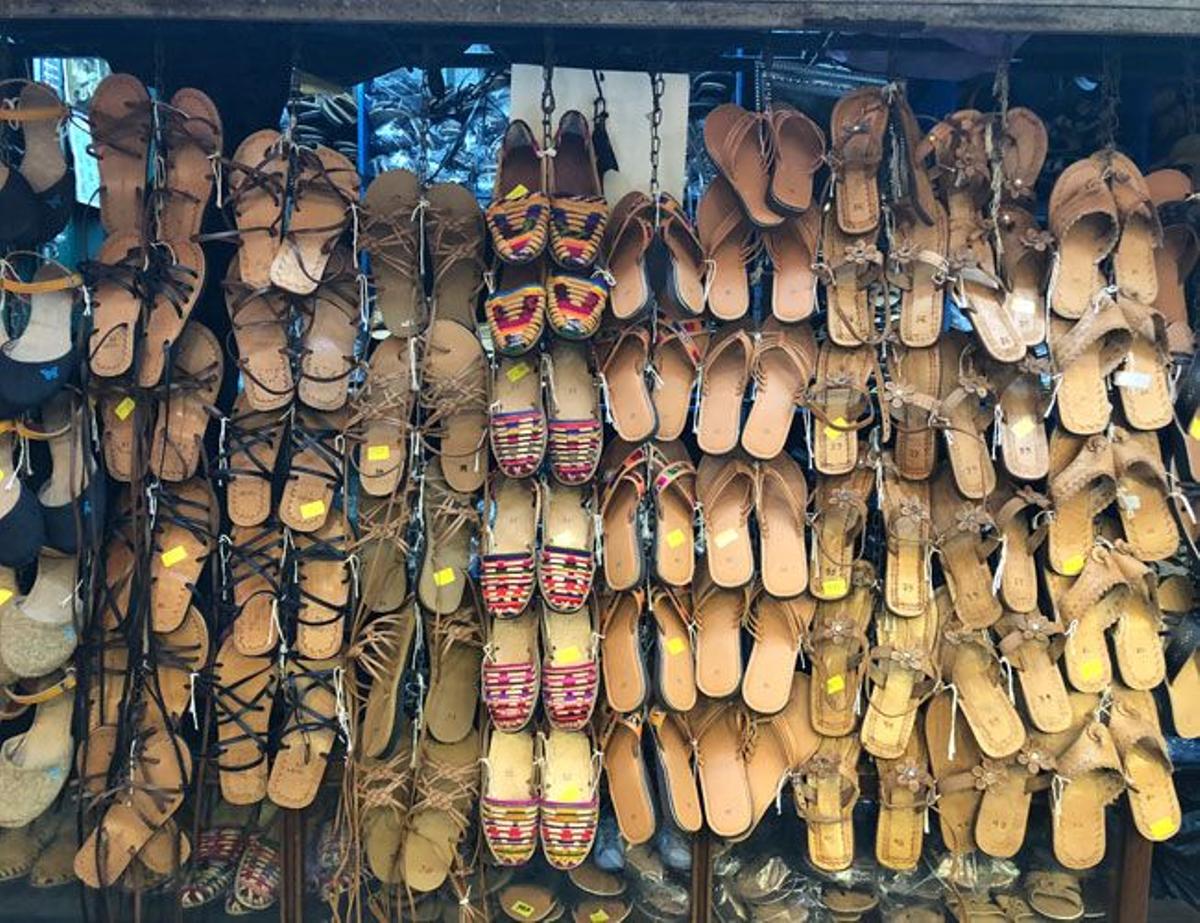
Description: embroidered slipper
546,340,603,486
1093,150,1162,305
931,472,1001,629
426,181,486,328
1110,684,1179,842
698,176,759,321
763,209,820,323
180,825,244,909
219,392,286,528
150,476,217,633
1048,296,1132,436
358,604,418,758
38,393,105,556
881,460,933,618
270,145,360,295
421,319,489,493
542,600,599,730
923,683,982,855
808,564,872,736
149,320,223,482
705,104,780,229
157,87,221,241
1025,872,1085,922
227,522,284,657
652,305,707,441
861,590,943,760
425,599,484,743
212,632,276,804
874,731,935,871
941,622,1026,759
936,332,996,499
539,724,600,870
417,459,478,614
539,482,595,614
793,734,861,872
765,105,824,215
228,130,288,288
1048,157,1120,319
600,590,648,714
1111,426,1179,561
491,357,547,479
650,585,696,713
744,589,812,715
741,673,819,836
829,87,887,235
266,655,343,809
352,336,413,497
988,483,1052,614
600,709,656,846
648,440,696,587
86,232,146,379
808,341,876,476
549,111,608,269
0,675,73,827
696,322,752,455
691,697,753,839
279,405,347,533
293,513,353,660
988,355,1052,481
485,261,546,355
481,475,539,619
482,726,539,865
484,606,540,732
810,451,874,602
136,240,207,388
603,192,654,321
756,451,809,599
743,319,816,460
1051,719,1126,870
885,343,942,481
597,322,656,444
997,206,1052,347
0,260,79,414
230,828,280,912
693,570,749,700
12,81,72,245
487,121,550,265
891,201,950,348
1148,168,1199,355
646,707,702,834
89,73,151,235
599,439,646,593
362,168,425,336
820,208,883,347
994,610,1071,734
697,450,756,589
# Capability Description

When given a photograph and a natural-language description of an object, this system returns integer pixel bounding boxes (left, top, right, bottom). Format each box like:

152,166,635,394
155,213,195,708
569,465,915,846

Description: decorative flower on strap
953,505,994,536
890,239,917,267
971,758,1005,791
1013,612,1059,644
1016,744,1056,776
882,646,925,672
958,373,992,401
883,381,917,412
816,616,856,646
891,761,935,799
1019,227,1055,252
843,240,883,267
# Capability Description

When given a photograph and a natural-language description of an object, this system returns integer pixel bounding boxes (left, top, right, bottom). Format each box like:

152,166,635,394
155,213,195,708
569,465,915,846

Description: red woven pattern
546,271,608,340
486,192,550,264
549,195,609,268
482,659,539,731
540,796,599,870
481,551,537,618
483,796,539,866
486,283,546,356
547,419,602,485
542,658,598,730
538,546,594,613
490,408,547,478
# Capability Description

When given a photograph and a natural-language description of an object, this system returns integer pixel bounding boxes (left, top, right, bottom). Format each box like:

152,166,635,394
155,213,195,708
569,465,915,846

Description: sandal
358,603,418,758
152,604,211,724
0,674,73,827
762,209,821,323
600,590,647,714
353,336,414,497
487,121,550,265
599,439,646,592
881,459,933,618
539,482,596,614
691,696,754,839
363,169,425,336
743,318,817,460
647,707,703,833
150,477,217,633
996,206,1052,347
549,110,609,268
697,450,756,588
1110,684,1180,842
491,356,547,479
1051,719,1126,870
420,319,490,493
219,392,286,528
756,451,809,597
705,103,780,229
38,393,105,555
158,87,222,241
481,475,539,619
1115,302,1174,433
403,730,482,889
935,331,997,499
1025,871,1085,922
793,735,861,872
923,681,983,855
808,341,876,476
89,73,151,235
1148,168,1199,355
693,570,749,699
149,320,223,482
874,732,935,871
1047,431,1116,575
809,450,874,601
819,208,883,347
603,192,654,321
0,550,78,679
228,129,288,288
85,232,145,379
698,176,759,321
829,87,888,235
542,600,599,731
540,724,600,870
988,482,1052,614
742,673,820,834
266,655,344,810
766,105,825,215
891,201,950,348
485,261,546,356
650,585,696,713
931,471,1002,629
652,305,707,441
988,355,1052,481
293,514,353,661
744,588,812,715
136,240,207,388
885,343,942,481
482,726,539,865
808,563,873,736
1165,611,1200,738
546,340,603,485
296,250,361,412
417,459,479,614
1048,293,1132,435
280,405,347,533
597,322,656,443
1095,150,1161,305
99,390,137,484
995,610,1071,734
223,260,295,410
426,180,486,328
600,709,657,846
649,440,697,587
180,827,244,909
697,322,753,456
483,606,540,732
0,259,80,414
650,194,707,317
546,267,608,341
1111,426,1179,561
426,597,484,744
940,622,1026,759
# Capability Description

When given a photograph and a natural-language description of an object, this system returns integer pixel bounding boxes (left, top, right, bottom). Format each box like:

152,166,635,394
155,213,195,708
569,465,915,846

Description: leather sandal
1094,149,1162,305
744,588,812,715
546,340,603,486
647,707,703,833
482,726,539,866
931,471,1002,629
541,599,599,731
649,585,696,713
150,477,217,633
426,599,485,745
228,129,288,288
881,459,933,618
698,450,756,588
151,604,210,724
1025,871,1085,922
996,205,1052,347
765,105,825,215
480,475,539,619
1051,718,1127,870
829,87,888,235
417,460,478,614
420,318,489,493
740,673,820,836
891,201,950,348
742,318,816,460
596,321,656,444
651,192,706,317
403,729,481,889
600,708,656,846
1148,168,1199,355
999,106,1047,204
603,192,654,321
136,240,207,388
295,249,361,412
808,341,876,476
698,176,759,321
756,452,809,598
693,569,749,700
85,233,145,379
149,321,223,482
1115,302,1174,433
487,121,550,265
280,405,346,533
793,734,861,872
599,439,646,592
357,601,417,758
940,620,1026,759
809,449,874,602
705,104,781,229
885,343,942,481
600,589,648,714
691,696,753,839
1106,426,1178,561
995,610,1071,734
426,180,486,328
808,562,873,736
539,482,596,614
362,168,425,336
652,305,707,441
762,209,820,323
223,260,294,410
988,482,1052,613
1048,157,1120,319
1048,294,1133,435
483,606,540,733
352,336,414,497
648,440,696,587
1110,684,1180,842
936,332,997,499
218,393,286,528
923,681,983,855
819,208,883,347
696,322,752,455
491,356,547,479
293,514,353,661
549,110,609,269
988,354,1052,481
89,73,151,235
874,732,935,871
1047,431,1116,575
211,632,276,805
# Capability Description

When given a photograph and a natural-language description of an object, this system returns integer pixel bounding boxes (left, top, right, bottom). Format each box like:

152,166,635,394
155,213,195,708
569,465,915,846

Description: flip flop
86,232,146,379
1048,296,1132,435
697,450,756,588
705,104,780,229
426,181,486,327
741,673,820,834
820,208,883,347
403,729,482,889
425,600,484,743
1110,684,1180,843
995,610,1071,734
652,305,707,441
362,169,425,336
491,356,547,479
223,261,294,411
486,121,550,265
1148,168,1199,355
693,569,749,700
988,482,1052,614
420,319,489,493
597,322,656,444
137,241,207,389
88,73,151,235
931,471,1001,629
762,209,820,323
158,87,222,241
881,461,933,618
885,343,942,481
539,482,595,614
0,550,78,679
548,111,609,269
150,477,217,633
483,606,540,732
742,319,816,460
809,451,874,602
793,734,861,872
0,675,73,828
1052,719,1127,870
481,475,539,619
829,87,888,235
417,459,478,614
482,726,539,865
600,590,648,714
600,710,656,846
546,340,603,486
485,260,546,355
1048,157,1120,319
267,656,343,809
988,355,1052,481
874,732,935,871
698,176,759,321
696,322,752,455
941,622,1026,759
997,206,1052,347
808,564,873,737
936,332,996,499
923,684,983,855
744,589,812,715
808,342,876,476
293,514,352,660
228,129,288,289
691,697,753,839
542,600,599,731
766,105,825,215
603,192,654,321
648,440,696,587
891,202,950,348
599,439,646,593
647,707,703,833
1093,150,1162,305
1111,426,1179,561
149,321,223,482
219,393,286,528
352,336,414,497
270,145,360,295
279,405,346,533
649,585,696,712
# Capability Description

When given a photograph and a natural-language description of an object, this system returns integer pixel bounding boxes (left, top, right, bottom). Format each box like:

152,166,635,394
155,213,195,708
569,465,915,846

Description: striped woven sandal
545,268,609,340
482,726,540,866
227,830,281,914
541,598,600,730
545,340,604,485
487,120,550,264
539,482,596,614
486,261,547,356
481,476,540,619
548,110,609,269
491,357,548,479
539,724,601,870
483,607,540,731
180,826,245,908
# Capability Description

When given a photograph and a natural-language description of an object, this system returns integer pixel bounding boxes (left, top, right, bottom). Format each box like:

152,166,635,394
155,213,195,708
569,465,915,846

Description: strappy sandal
481,475,539,619
881,460,933,618
229,827,281,912
940,622,1026,758
99,389,138,483
540,482,596,614
546,340,603,485
653,305,707,441
756,451,809,598
280,405,346,533
540,724,600,870
426,181,486,328
152,605,210,724
599,440,646,592
420,318,489,493
937,332,997,499
693,570,749,700
1110,425,1179,561
228,129,288,288
1110,684,1180,842
793,735,861,872
426,598,484,743
157,87,222,241
705,103,780,229
293,514,353,660
417,459,479,614
150,321,223,482
698,176,759,321
740,673,819,836
482,726,539,865
483,606,540,732
765,104,824,215
542,599,599,731
696,322,752,455
994,610,1071,734
743,318,817,460
646,707,702,834
603,192,654,321
818,208,883,347
217,394,286,529
691,697,753,839
601,589,648,717
351,336,414,497
744,588,812,715
828,87,888,235
649,585,696,713
891,201,950,348
698,450,756,588
648,440,696,587
997,205,1052,347
808,341,876,476
1051,719,1127,870
874,732,936,871
988,482,1052,613
762,209,820,324
403,729,482,889
84,233,144,379
923,681,983,855
1048,293,1133,435
931,471,1002,629
150,477,217,633
491,356,547,479
597,322,656,443
295,250,361,412
358,602,418,757
363,169,425,336
885,343,942,481
1025,871,1085,922
135,241,207,389
808,564,873,736
265,654,343,810
88,73,151,235
600,709,656,846
487,121,550,265
809,450,874,601
653,193,707,317
223,261,294,410
1047,431,1116,575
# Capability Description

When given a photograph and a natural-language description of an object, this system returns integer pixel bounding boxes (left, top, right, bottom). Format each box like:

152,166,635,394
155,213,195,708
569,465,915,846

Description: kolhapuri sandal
485,260,546,356
648,440,696,587
930,471,1002,630
540,724,601,871
743,318,817,460
403,729,482,889
1113,300,1174,432
226,522,285,657
988,482,1052,615
149,320,224,482
646,707,702,834
223,260,295,411
352,335,414,498
766,104,825,215
1045,558,1120,696
987,354,1052,481
793,734,861,872
279,405,347,533
266,655,345,810
483,606,540,732
808,341,877,477
358,601,418,758
0,673,73,827
546,340,603,486
1048,157,1119,319
861,591,943,760
744,589,812,716
698,450,756,589
996,205,1053,347
762,207,820,324
219,391,286,528
600,709,657,846
488,120,550,265
269,145,360,295
599,439,646,593
150,476,217,634
88,72,151,235
923,681,983,855
481,475,539,619
1051,718,1127,870
1110,683,1180,843
425,597,484,743
1148,168,1199,356
691,696,754,839
880,459,934,619
549,110,609,269
829,86,888,235
652,304,707,441
809,449,874,602
157,87,222,241
293,514,353,661
696,322,753,456
1047,430,1115,576
296,248,361,412
650,585,696,713
936,331,997,500
228,129,289,289
1048,293,1133,436
85,232,146,379
136,239,207,389
818,208,883,348
1110,425,1179,562
891,201,951,348
596,321,657,444
420,318,489,493
940,620,1027,759
600,589,648,714
693,569,749,701
698,176,759,321
426,180,487,328
994,610,1071,734
884,343,942,482
976,739,1058,861
807,562,873,737
362,168,425,336
539,482,596,614
1094,149,1162,306
874,731,936,872
417,459,478,615
704,103,780,229
491,356,547,479
542,599,599,731
481,726,539,866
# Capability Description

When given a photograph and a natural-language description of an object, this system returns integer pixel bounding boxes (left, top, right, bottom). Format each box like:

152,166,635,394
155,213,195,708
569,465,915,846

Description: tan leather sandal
742,318,816,461
793,734,861,872
807,561,873,737
829,87,888,235
704,104,782,229
874,731,935,871
697,450,756,589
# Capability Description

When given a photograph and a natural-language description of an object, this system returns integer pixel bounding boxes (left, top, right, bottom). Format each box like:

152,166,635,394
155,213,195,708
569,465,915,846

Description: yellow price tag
300,500,326,521
366,444,391,462
505,183,530,201
433,567,456,587
1079,659,1104,682
160,545,188,568
1010,417,1036,438
509,901,535,919
0,589,12,606
826,674,846,694
822,577,848,597
506,361,531,383
824,415,849,440
1190,412,1200,441
1150,817,1178,840
666,637,687,655
590,912,610,923
555,645,583,665
1061,554,1085,576
114,397,136,421
666,528,686,549
713,528,739,549
559,782,581,801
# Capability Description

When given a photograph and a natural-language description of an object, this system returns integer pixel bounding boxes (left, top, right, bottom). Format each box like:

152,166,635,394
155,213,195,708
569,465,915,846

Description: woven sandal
223,261,294,411
425,598,484,743
0,550,79,679
360,739,415,884
230,829,281,913
808,341,877,477
266,654,344,810
487,121,550,265
484,606,540,732
150,477,217,633
649,440,697,587
280,405,346,533
810,450,874,602
699,176,760,321
599,439,647,592
653,306,707,441
931,471,1002,630
540,482,596,614
829,87,888,235
793,735,861,872
358,602,418,757
693,569,750,699
874,732,936,871
539,724,600,870
136,241,207,388
549,111,609,269
296,248,360,411
491,357,548,479
0,674,73,827
228,129,288,288
600,709,656,846
219,392,286,528
698,450,756,589
417,459,479,614
744,588,812,715
88,73,151,235
481,475,539,619
546,267,608,341
482,726,539,865
293,514,353,660
363,169,425,336
420,318,489,493
352,336,414,497
819,207,883,348
211,632,276,805
180,826,245,909
427,181,486,328
600,589,648,714
808,563,873,736
149,321,223,482
485,261,546,356
542,599,600,731
546,340,603,485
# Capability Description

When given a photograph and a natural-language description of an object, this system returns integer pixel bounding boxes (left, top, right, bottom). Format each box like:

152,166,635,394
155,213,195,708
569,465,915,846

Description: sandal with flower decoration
601,590,648,714
931,471,1002,630
808,563,874,737
923,680,983,855
818,208,883,348
987,354,1052,482
546,340,603,486
483,606,540,732
424,597,484,744
987,481,1052,614
882,342,941,482
352,335,414,498
482,725,540,866
793,734,861,872
874,732,936,871
540,724,601,871
940,620,1026,759
995,610,1071,736
808,341,877,476
977,742,1057,861
491,356,548,479
809,449,874,602
600,708,656,846
362,168,425,336
542,599,600,731
936,332,997,500
599,439,647,592
481,475,539,619
403,729,482,890
653,305,708,441
486,262,547,356
880,457,933,618
996,205,1053,348
539,482,596,614
487,121,550,264
417,459,479,615
890,201,950,348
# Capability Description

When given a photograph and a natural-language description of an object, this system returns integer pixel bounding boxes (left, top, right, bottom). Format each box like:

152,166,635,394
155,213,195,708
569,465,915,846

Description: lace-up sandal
1047,431,1115,575
484,606,540,732
693,570,749,700
1048,294,1132,435
696,322,752,455
89,73,151,235
29,818,78,888
421,318,489,493
698,451,756,588
885,344,942,480
644,708,702,835
793,735,861,872
692,697,753,838
359,737,414,883
99,390,138,483
150,603,210,724
1094,150,1161,305
808,566,872,736
357,603,417,758
491,357,547,479
362,169,425,336
809,342,875,476
425,600,484,743
601,590,648,714
1052,719,1127,869
352,337,413,496
861,592,943,760
293,515,352,660
743,319,817,460
357,495,410,615
1111,426,1179,561
548,111,608,269
705,104,780,229
542,601,599,731
600,710,656,846
222,272,292,412
988,484,1051,614
762,209,820,324
809,451,873,602
891,202,950,348
651,585,697,713
229,130,288,288
546,340,603,485
881,462,933,618
744,589,812,715
936,333,997,499
0,260,79,415
270,145,359,295
647,440,696,587
923,684,983,854
940,622,1026,759
699,176,759,321
485,261,546,355
997,206,1052,347
157,87,221,241
86,232,145,379
1149,169,1199,355
540,724,600,870
488,121,550,265
540,482,595,614
136,240,207,388
820,208,883,347
426,181,485,327
218,394,285,529
653,305,707,441
828,87,887,234
481,726,539,865
481,475,538,619
280,405,346,533
150,477,216,633
597,322,656,443
874,732,935,871
931,472,1001,629
417,459,478,614
1110,684,1179,842
599,440,646,592
149,321,223,482
266,655,343,809
993,610,1070,734
296,250,361,411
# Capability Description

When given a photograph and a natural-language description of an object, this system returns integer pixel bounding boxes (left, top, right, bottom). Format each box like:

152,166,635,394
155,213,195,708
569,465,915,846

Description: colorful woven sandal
481,476,540,619
483,607,541,731
540,724,601,870
545,268,609,340
539,482,597,614
541,599,600,730
546,340,604,485
482,726,540,866
487,120,550,264
548,110,609,269
491,357,548,479
486,261,547,356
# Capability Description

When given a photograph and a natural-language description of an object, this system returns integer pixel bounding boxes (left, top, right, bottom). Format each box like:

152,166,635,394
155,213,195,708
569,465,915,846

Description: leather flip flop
808,563,873,737
698,450,756,589
417,460,477,614
756,452,809,598
793,735,861,872
541,600,600,731
136,240,207,388
600,710,656,846
874,732,935,871
763,209,820,323
229,130,288,289
923,683,983,855
491,356,547,479
280,405,347,533
881,461,933,618
159,87,222,241
151,477,217,633
693,570,749,699
936,332,996,499
482,727,539,866
698,176,759,321
293,514,352,661
646,708,703,834
941,621,1026,759
741,673,820,835
1148,168,1200,355
267,656,344,809
220,393,286,528
546,340,603,486
363,168,425,336
600,590,648,714
1000,107,1047,203
603,192,654,321
228,522,284,657
696,322,752,455
426,600,484,743
426,181,486,328
599,439,646,593
1048,157,1120,319
223,260,294,410
150,321,223,482
481,475,538,619
704,104,781,229
1093,150,1162,305
652,305,707,442
270,145,360,295
808,341,875,476
744,589,812,715
649,440,696,587
539,482,596,614
988,483,1052,613
829,87,888,235
1048,296,1132,435
483,606,540,732
486,120,550,265
886,343,942,481
820,209,883,347
353,336,413,497
742,318,816,460
650,586,696,713
421,319,488,493
540,725,600,870
809,451,874,602
597,322,657,444
88,73,151,235
86,232,146,379
766,105,825,215
995,610,1071,734
1052,719,1127,870
891,201,950,348
997,206,1052,347
931,472,1001,629
1110,684,1180,842
691,697,753,839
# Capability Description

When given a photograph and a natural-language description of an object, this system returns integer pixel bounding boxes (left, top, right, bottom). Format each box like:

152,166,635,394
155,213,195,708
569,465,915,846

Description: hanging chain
648,69,665,217
592,69,608,126
1099,39,1122,159
541,42,556,154
761,47,774,113
1186,40,1198,136
988,50,1011,260
417,67,432,184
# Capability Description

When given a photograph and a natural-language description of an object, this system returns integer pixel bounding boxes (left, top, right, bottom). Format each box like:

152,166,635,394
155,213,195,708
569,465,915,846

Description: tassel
593,112,619,177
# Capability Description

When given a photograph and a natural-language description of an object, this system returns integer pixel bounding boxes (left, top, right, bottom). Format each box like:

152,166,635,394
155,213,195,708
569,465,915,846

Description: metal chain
648,69,665,213
1099,39,1122,157
541,50,556,154
592,69,608,125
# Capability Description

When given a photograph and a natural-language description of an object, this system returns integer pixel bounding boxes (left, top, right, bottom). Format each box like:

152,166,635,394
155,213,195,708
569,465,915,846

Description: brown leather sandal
600,590,648,714
223,260,294,411
762,209,820,323
819,208,883,348
149,321,223,482
698,176,759,321
808,341,876,477
742,318,816,460
809,450,874,602
362,168,425,336
808,563,873,737
697,450,756,589
693,569,750,700
697,322,753,456
874,732,935,871
420,319,489,493
352,336,414,498
931,471,1001,630
829,87,888,235
793,735,861,872
704,104,782,229
744,588,812,715
89,73,151,235
228,130,288,289
756,451,809,599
